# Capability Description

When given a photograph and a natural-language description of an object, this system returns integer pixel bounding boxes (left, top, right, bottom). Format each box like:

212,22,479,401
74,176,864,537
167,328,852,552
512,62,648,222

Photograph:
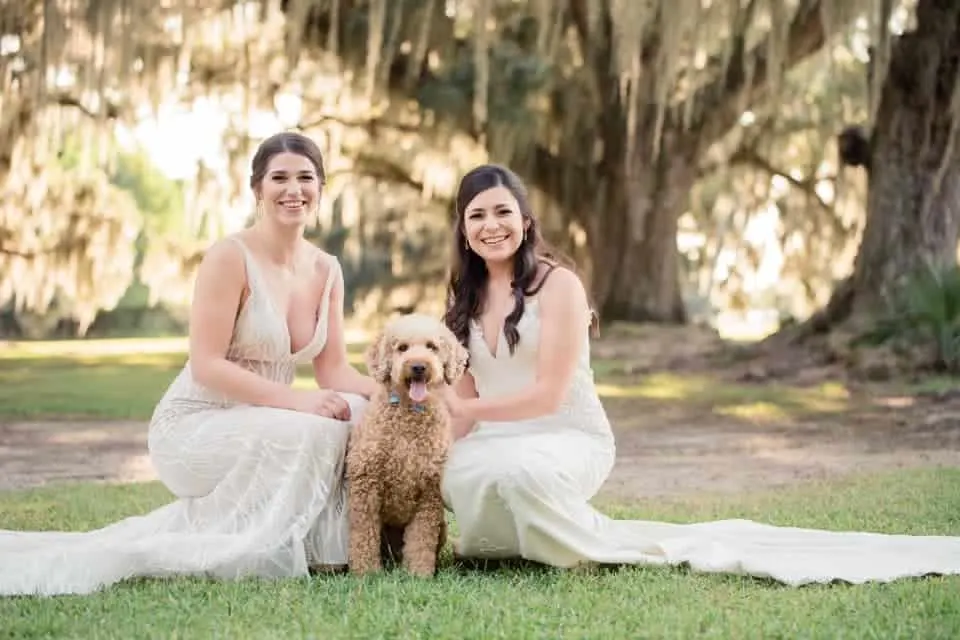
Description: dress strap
317,257,339,320
228,236,267,293
525,260,559,296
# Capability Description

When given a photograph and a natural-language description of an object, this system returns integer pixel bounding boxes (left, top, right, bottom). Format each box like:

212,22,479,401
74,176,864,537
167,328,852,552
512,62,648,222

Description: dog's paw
348,559,383,576
403,558,438,578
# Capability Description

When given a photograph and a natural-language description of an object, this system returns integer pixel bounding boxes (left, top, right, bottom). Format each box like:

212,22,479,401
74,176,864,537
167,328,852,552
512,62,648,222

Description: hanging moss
0,0,915,331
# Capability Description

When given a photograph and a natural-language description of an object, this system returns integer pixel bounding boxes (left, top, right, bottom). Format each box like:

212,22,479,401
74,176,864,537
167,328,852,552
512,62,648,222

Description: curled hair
442,164,591,357
249,131,326,193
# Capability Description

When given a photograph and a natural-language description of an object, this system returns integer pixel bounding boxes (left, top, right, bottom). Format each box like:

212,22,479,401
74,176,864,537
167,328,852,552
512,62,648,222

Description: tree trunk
589,149,696,323
821,0,960,325
531,136,697,324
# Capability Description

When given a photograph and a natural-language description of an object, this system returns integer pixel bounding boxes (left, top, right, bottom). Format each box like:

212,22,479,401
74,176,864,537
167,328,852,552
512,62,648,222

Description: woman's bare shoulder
531,260,583,295
539,265,585,298
200,234,246,273
301,241,341,282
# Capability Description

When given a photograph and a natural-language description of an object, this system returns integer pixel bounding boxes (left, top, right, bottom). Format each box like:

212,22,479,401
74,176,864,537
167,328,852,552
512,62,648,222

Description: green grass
0,338,367,420
1,337,958,637
3,336,954,422
1,469,958,638
0,337,860,422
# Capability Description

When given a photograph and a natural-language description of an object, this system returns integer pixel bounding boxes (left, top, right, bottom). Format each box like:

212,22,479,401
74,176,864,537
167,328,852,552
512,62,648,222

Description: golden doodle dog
346,313,468,577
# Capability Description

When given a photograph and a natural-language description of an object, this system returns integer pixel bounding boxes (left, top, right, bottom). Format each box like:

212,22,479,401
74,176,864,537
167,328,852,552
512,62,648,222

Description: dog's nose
411,363,427,376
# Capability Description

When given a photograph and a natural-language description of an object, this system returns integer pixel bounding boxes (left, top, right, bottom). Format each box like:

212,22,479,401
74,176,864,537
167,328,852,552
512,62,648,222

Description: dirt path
3,393,959,499
601,411,960,500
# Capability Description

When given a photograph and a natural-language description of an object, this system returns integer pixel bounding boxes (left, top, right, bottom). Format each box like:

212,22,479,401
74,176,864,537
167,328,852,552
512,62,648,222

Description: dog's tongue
409,381,428,403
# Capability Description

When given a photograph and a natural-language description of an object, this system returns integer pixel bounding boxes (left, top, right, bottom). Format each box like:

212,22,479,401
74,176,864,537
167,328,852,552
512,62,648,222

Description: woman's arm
188,239,300,409
455,267,590,423
312,260,378,399
448,369,479,439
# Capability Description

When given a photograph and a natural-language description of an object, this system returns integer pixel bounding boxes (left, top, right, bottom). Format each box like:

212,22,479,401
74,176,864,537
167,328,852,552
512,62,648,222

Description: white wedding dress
0,237,367,597
441,296,960,585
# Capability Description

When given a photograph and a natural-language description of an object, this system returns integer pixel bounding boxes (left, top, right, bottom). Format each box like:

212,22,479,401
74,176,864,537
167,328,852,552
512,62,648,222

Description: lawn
1,470,958,639
1,336,958,638
0,336,926,421
0,337,368,420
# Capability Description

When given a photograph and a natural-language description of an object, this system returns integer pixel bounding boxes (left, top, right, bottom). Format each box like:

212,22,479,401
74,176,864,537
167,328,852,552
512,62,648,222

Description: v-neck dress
0,236,367,596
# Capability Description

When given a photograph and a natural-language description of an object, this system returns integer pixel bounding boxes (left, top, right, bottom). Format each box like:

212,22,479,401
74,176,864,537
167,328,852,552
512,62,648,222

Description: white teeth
482,236,507,245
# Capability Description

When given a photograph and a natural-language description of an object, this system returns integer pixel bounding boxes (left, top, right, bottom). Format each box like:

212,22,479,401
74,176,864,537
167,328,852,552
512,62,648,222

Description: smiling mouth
481,235,509,246
279,200,306,210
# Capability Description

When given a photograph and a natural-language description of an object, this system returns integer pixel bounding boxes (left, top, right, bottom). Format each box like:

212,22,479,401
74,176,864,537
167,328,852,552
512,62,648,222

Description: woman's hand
442,387,471,421
451,416,476,441
286,389,352,421
443,390,477,440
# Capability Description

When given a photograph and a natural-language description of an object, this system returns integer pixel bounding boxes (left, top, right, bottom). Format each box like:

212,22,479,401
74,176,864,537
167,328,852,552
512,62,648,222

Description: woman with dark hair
440,164,960,586
0,132,379,596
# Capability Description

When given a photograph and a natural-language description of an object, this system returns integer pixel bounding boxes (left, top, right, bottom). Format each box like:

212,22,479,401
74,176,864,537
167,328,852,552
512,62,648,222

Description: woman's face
462,185,527,264
256,152,321,227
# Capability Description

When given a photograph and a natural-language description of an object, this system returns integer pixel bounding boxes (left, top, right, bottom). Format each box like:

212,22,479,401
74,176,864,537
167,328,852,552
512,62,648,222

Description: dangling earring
256,199,264,218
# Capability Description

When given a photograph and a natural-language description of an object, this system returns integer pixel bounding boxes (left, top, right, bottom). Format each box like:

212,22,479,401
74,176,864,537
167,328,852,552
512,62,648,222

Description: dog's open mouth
405,363,431,403
408,379,428,403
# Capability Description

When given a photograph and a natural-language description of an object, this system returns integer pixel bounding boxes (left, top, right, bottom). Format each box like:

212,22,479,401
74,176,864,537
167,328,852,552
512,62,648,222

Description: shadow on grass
0,338,370,420
0,335,948,429
596,372,853,425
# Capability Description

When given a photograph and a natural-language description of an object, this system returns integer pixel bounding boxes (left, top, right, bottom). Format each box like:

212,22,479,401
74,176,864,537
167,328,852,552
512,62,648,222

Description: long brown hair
442,164,590,356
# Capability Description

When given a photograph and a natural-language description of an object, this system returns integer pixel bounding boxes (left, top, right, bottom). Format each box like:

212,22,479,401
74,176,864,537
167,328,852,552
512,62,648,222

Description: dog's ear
440,329,469,385
365,333,392,384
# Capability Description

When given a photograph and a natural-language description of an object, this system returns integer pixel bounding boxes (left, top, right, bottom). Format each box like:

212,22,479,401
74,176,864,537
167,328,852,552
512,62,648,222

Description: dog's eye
426,341,439,352
397,343,409,352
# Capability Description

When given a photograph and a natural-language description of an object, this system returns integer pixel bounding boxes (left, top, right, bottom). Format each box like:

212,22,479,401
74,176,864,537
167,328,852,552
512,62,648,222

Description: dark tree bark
806,0,960,332
589,147,698,323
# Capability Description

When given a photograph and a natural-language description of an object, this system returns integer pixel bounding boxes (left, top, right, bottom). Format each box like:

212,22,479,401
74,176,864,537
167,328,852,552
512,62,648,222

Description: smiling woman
253,146,321,227
0,131,381,597
439,162,960,588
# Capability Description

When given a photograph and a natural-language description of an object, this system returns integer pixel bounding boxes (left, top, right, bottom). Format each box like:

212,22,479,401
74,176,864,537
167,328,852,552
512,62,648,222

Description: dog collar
389,391,427,413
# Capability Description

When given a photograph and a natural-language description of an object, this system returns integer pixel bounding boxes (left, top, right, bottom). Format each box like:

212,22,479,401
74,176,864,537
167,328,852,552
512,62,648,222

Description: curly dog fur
346,313,468,577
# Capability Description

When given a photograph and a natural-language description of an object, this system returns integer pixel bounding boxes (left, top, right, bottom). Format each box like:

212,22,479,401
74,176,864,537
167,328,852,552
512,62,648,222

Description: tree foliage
0,0,932,333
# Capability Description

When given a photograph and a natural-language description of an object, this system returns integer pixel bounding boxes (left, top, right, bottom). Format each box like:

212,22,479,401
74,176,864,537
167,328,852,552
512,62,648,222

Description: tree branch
728,145,834,215
569,0,660,108
50,91,122,120
686,0,830,147
327,152,450,204
296,112,421,134
0,238,88,259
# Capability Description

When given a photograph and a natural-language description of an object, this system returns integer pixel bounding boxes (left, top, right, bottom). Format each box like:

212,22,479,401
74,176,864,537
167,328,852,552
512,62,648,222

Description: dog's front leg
401,488,446,578
348,475,383,576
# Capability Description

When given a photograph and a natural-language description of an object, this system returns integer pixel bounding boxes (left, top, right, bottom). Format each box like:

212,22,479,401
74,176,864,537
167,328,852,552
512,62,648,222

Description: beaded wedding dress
441,296,960,585
0,237,366,596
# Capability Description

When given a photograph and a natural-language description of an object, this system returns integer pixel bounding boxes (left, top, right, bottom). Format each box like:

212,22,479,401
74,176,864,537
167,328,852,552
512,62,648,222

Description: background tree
4,0,955,357
806,0,960,331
